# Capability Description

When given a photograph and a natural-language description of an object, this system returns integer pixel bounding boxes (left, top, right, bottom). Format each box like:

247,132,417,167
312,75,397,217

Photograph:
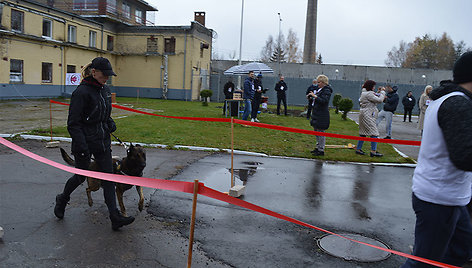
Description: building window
107,35,114,51
67,65,76,73
122,2,130,19
68,25,77,43
42,62,53,83
89,30,97,47
147,37,157,53
135,9,143,24
42,18,52,38
11,9,24,33
10,59,23,83
73,0,98,10
164,37,176,54
108,0,117,14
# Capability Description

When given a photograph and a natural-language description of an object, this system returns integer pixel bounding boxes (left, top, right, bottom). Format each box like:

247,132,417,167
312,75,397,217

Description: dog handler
54,57,135,230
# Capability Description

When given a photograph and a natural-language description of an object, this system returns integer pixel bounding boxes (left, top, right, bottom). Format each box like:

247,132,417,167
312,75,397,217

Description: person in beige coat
355,80,386,157
417,85,433,133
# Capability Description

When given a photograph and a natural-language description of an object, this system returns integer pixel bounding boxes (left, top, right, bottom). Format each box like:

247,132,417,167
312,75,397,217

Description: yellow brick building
0,0,212,100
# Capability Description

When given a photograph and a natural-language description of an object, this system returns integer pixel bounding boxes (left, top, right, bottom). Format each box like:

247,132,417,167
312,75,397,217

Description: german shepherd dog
60,144,146,216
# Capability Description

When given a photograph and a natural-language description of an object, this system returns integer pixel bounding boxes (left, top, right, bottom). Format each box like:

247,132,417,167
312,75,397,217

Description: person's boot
54,193,70,219
110,209,135,231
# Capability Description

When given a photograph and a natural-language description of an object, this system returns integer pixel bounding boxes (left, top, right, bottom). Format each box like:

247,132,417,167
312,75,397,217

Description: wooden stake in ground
231,117,234,188
46,100,59,148
187,179,199,268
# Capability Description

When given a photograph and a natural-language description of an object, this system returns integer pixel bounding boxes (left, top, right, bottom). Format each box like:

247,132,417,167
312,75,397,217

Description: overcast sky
147,0,472,66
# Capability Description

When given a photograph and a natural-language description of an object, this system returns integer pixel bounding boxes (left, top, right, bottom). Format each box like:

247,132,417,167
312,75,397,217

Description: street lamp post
237,0,245,89
335,69,339,80
422,74,426,85
277,12,282,77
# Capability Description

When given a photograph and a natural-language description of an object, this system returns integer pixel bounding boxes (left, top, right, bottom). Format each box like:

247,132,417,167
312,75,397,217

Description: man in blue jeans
242,71,255,121
401,52,472,267
376,85,399,139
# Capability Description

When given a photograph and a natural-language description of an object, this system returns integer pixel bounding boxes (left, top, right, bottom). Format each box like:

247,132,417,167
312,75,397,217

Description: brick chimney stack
194,12,206,26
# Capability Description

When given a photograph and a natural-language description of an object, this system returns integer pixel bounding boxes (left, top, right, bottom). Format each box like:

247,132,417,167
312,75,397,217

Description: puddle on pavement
200,161,263,191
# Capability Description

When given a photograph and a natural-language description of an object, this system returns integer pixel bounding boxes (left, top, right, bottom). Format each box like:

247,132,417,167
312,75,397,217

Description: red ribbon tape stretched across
0,137,457,268
49,99,421,146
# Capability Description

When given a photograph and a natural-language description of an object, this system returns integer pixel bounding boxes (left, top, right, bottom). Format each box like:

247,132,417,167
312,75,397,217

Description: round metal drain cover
317,233,391,262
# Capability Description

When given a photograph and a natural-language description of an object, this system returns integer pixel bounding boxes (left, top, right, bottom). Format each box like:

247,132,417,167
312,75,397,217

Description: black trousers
251,95,261,119
62,149,117,214
307,99,313,118
404,108,413,122
277,94,287,115
401,194,472,267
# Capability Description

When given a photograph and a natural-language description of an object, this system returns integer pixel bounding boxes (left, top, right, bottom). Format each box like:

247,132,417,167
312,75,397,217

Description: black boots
54,194,70,219
110,209,135,231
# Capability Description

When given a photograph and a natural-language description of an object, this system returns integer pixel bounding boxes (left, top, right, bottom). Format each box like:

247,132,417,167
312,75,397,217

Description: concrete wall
210,60,453,113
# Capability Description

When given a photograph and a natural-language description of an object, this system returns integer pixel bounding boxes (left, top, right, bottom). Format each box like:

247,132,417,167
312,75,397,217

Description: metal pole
187,179,199,268
278,12,282,77
237,0,244,89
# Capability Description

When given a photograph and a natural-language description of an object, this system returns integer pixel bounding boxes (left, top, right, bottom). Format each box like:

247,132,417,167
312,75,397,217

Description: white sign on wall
66,73,81,85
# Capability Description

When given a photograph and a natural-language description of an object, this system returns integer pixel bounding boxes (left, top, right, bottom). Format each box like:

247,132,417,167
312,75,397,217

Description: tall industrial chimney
303,0,318,63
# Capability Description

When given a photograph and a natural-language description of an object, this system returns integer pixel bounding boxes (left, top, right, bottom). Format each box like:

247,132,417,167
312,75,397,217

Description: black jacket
67,76,116,155
402,94,416,110
383,90,399,112
274,80,288,95
310,85,333,130
254,78,263,101
223,81,235,99
430,80,472,171
306,84,318,104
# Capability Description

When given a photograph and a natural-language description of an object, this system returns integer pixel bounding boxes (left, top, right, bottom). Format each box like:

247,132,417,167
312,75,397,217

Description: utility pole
237,0,244,89
278,12,282,77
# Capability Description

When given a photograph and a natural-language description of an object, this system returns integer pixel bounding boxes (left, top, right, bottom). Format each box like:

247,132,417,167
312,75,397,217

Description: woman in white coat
355,80,386,157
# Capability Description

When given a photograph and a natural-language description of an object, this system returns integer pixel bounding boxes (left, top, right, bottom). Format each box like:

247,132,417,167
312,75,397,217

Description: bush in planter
332,93,342,114
338,97,353,120
200,89,213,106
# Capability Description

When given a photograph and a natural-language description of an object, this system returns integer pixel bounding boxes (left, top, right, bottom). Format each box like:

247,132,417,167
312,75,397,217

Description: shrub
200,89,213,106
332,93,343,114
338,98,353,120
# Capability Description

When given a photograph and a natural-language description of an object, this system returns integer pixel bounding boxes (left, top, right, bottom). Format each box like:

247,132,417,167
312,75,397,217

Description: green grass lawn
33,97,414,163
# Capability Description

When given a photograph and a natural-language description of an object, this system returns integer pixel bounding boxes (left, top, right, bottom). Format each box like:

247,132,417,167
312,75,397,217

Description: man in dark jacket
242,71,255,121
54,57,134,231
223,79,237,116
251,73,264,122
308,75,333,156
274,76,288,115
376,85,399,139
305,79,318,119
401,51,472,268
402,91,416,122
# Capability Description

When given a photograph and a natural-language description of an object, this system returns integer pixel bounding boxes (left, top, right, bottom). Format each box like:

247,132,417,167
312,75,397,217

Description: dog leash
111,133,129,150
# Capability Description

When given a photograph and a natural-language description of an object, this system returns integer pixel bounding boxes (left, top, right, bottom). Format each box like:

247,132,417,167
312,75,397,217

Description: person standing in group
305,79,318,119
307,75,332,156
242,71,255,121
417,85,433,133
251,73,264,122
223,78,235,116
376,85,399,139
401,51,472,268
402,91,416,122
355,80,386,157
275,75,288,115
54,57,135,231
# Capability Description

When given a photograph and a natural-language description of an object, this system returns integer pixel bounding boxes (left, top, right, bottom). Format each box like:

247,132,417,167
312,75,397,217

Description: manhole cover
317,233,391,262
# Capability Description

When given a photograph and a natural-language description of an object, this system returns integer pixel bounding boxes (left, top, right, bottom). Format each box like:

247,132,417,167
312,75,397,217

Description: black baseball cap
91,57,117,76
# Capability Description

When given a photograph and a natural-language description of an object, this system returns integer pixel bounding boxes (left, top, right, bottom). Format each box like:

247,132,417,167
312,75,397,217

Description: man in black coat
274,76,288,115
223,79,237,116
376,85,399,139
402,91,416,122
305,79,318,119
308,75,333,156
251,73,264,122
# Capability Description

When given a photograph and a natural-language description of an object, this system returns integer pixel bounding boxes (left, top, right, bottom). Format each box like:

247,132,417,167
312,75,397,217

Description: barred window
10,59,23,83
164,37,176,54
11,9,24,32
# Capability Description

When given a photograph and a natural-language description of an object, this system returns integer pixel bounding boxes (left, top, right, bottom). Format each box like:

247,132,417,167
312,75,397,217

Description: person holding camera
305,79,318,119
308,75,332,156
